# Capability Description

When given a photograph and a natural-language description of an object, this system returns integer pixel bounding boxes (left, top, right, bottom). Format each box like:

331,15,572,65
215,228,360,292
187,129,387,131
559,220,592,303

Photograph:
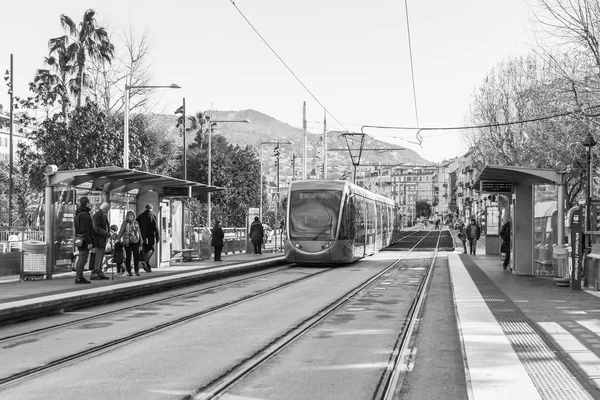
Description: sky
1,0,536,163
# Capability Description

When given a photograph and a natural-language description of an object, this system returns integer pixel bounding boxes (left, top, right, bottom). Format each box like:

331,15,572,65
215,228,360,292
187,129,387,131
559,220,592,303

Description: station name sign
480,181,512,193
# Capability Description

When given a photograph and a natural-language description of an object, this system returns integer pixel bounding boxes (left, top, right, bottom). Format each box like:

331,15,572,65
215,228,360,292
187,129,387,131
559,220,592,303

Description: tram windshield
289,190,341,240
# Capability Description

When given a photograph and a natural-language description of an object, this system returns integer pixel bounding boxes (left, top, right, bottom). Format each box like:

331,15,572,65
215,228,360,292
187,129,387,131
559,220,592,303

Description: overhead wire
404,0,422,150
228,0,349,132
361,104,600,136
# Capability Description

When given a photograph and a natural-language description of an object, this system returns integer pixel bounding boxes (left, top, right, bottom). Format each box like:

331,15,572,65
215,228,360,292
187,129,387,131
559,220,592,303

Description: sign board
481,181,512,193
163,186,190,197
570,206,583,290
486,206,499,235
272,192,281,202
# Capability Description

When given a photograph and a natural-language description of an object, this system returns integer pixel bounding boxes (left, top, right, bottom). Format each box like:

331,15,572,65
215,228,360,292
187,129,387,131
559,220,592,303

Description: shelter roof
474,165,563,190
46,166,223,197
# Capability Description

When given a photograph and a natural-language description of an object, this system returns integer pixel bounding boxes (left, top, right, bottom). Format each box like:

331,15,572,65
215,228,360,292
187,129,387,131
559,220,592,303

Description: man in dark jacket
91,202,112,280
465,218,481,255
74,197,93,284
137,204,160,271
249,216,264,255
211,220,225,261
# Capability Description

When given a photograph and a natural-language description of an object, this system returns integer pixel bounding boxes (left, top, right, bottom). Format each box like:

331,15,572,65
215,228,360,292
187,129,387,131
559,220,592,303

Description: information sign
481,181,512,193
163,186,190,197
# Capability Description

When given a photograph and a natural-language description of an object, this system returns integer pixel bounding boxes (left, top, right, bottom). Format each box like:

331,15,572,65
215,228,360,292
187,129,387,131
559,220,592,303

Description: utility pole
302,102,307,180
8,54,13,227
323,109,327,179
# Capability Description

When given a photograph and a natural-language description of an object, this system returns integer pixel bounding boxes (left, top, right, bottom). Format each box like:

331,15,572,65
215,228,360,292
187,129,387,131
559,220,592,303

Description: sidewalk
0,251,286,324
450,235,600,399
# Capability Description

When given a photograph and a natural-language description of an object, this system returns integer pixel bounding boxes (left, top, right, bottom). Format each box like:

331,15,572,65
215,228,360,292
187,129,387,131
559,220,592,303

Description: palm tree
187,112,211,150
48,9,115,108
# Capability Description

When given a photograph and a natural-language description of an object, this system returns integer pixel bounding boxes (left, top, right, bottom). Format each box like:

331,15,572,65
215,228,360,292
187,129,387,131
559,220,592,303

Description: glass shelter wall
533,184,558,276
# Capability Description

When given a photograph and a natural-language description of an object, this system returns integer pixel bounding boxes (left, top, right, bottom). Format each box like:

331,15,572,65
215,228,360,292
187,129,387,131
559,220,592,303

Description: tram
283,179,402,265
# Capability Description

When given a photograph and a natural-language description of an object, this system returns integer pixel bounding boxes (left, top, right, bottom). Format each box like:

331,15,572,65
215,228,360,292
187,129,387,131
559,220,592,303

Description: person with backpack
117,210,143,276
74,196,93,284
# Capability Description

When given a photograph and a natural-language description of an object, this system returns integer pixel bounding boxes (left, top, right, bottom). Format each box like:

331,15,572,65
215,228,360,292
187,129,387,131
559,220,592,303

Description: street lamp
207,118,251,226
583,132,597,238
123,82,181,169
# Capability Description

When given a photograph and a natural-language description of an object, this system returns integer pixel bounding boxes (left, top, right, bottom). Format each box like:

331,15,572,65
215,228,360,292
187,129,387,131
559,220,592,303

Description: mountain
149,109,433,180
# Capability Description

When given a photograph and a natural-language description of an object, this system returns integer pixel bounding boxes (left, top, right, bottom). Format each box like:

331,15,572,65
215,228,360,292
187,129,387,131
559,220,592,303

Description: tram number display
481,181,512,193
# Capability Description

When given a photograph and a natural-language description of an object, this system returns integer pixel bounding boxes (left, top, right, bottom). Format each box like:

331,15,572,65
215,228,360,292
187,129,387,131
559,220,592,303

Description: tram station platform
449,236,600,399
1,233,600,398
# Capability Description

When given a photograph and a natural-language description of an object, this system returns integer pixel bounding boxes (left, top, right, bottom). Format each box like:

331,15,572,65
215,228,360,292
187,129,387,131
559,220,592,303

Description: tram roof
45,166,224,197
474,165,562,189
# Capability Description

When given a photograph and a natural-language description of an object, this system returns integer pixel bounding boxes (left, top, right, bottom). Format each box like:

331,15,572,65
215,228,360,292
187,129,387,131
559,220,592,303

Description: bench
171,248,197,262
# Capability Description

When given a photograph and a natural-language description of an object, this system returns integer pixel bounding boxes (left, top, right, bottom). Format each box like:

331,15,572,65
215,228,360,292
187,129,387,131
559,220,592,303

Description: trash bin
585,243,600,290
21,241,47,280
552,244,569,279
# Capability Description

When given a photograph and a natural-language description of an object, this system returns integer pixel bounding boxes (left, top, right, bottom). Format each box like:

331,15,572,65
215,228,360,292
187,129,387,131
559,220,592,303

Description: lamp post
123,82,181,169
583,132,597,242
207,119,251,227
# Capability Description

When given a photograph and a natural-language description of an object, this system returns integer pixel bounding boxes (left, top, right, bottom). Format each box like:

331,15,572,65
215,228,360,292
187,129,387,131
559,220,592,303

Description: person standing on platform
137,204,160,272
465,218,481,255
457,222,468,254
117,210,143,276
91,202,112,280
249,216,264,255
211,220,224,261
500,216,511,270
74,196,93,284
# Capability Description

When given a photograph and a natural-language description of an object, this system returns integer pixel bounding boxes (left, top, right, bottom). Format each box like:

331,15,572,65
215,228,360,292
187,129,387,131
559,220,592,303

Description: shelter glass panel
533,184,558,276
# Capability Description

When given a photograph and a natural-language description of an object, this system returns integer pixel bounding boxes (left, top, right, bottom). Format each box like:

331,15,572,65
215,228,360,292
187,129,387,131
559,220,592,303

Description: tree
416,200,431,218
18,102,123,192
48,9,115,108
186,130,261,227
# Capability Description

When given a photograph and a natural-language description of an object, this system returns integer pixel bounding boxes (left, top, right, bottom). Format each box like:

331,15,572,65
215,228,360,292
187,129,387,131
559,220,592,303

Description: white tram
283,180,401,265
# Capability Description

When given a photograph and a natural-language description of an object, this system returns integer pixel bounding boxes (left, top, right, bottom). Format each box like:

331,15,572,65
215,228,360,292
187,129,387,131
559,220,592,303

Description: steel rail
0,266,292,344
0,266,333,388
187,236,435,400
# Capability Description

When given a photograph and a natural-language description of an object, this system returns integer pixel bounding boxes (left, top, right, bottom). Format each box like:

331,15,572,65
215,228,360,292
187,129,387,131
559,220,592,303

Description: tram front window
289,191,341,240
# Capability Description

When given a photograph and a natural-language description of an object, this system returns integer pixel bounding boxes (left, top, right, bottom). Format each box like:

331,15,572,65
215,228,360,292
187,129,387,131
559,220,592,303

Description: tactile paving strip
461,257,597,400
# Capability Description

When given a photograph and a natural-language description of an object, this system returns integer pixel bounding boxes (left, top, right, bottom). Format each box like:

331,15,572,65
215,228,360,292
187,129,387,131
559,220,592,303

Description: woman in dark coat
500,216,511,270
211,220,225,261
249,216,264,255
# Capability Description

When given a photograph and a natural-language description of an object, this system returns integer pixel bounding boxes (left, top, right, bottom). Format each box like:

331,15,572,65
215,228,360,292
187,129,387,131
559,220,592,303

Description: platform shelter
42,166,222,278
475,165,565,276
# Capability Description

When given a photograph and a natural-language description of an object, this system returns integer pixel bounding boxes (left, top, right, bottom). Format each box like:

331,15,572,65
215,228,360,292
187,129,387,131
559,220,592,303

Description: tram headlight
293,241,302,249
321,240,334,250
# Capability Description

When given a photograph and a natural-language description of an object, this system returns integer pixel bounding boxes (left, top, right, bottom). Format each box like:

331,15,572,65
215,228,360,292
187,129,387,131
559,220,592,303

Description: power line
404,0,420,132
362,104,600,135
229,0,349,131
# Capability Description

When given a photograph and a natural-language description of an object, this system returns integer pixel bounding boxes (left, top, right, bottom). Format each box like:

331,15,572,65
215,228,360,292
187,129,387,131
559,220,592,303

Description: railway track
0,230,445,399
186,231,443,400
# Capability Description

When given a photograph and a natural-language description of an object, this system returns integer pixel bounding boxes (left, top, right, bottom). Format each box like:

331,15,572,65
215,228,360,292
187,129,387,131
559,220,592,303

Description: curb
0,257,286,325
